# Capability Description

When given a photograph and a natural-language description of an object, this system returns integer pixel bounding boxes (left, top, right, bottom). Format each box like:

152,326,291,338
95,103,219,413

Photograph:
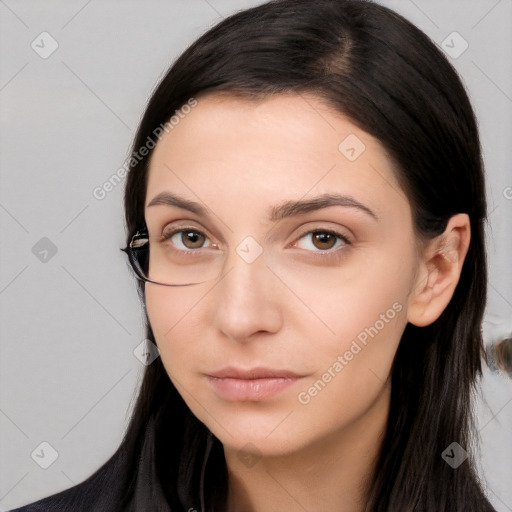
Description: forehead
149,92,372,171
145,92,409,222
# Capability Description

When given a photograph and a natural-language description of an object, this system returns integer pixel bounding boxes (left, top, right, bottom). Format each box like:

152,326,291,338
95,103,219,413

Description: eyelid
158,219,352,239
158,223,352,260
290,224,353,244
154,216,227,246
287,229,351,262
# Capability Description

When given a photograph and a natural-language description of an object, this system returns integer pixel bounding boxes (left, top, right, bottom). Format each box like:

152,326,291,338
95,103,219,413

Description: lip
208,366,302,379
206,366,303,401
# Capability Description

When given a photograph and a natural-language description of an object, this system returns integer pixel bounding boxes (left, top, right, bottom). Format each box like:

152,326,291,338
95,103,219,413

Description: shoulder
8,472,130,511
8,445,131,511
9,417,178,511
8,482,91,511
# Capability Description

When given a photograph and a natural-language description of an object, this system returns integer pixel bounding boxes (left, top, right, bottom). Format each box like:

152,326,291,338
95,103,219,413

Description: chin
189,400,325,457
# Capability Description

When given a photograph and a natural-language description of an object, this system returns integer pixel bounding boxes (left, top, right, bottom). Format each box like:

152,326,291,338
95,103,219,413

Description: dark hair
12,1,496,511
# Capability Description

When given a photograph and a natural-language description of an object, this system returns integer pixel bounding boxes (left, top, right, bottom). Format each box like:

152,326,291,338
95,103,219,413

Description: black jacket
8,415,191,512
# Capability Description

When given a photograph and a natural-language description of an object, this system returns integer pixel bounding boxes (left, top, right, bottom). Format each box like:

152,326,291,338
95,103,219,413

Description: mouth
205,366,304,401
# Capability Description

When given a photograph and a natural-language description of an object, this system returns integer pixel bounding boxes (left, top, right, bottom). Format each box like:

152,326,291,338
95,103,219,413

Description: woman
11,0,499,510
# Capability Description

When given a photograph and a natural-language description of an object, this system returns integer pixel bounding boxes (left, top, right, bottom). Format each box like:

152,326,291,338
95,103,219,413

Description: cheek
301,249,412,381
294,275,409,430
144,287,205,373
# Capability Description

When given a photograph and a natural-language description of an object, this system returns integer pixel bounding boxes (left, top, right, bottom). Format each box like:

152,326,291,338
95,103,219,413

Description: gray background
0,0,511,510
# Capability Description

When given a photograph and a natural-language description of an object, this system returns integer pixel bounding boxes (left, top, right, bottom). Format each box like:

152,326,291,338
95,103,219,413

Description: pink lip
206,367,303,401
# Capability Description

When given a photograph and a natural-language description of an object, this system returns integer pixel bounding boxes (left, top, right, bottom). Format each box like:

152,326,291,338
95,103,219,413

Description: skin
143,92,470,512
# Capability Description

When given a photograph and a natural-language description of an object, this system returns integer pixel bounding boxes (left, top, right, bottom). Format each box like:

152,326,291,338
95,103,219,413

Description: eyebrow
147,191,379,222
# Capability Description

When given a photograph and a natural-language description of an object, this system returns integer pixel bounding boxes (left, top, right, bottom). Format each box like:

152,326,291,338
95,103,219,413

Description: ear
407,213,471,327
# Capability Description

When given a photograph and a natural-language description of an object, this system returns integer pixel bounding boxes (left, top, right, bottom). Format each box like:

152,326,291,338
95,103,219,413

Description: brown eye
311,231,337,250
293,229,350,255
180,230,206,249
161,228,210,250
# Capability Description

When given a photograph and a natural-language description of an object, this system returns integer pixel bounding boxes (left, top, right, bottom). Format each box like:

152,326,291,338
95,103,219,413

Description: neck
224,384,389,512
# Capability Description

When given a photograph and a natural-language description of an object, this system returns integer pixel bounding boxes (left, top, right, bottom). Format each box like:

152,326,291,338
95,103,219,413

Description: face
143,92,421,457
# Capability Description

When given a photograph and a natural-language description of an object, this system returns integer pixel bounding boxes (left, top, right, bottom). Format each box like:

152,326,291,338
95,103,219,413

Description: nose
211,243,283,344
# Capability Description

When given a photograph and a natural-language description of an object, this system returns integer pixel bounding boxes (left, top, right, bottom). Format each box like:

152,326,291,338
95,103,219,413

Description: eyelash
159,226,352,261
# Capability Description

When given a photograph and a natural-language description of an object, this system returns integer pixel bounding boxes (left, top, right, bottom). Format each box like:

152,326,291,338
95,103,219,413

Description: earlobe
407,214,471,327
